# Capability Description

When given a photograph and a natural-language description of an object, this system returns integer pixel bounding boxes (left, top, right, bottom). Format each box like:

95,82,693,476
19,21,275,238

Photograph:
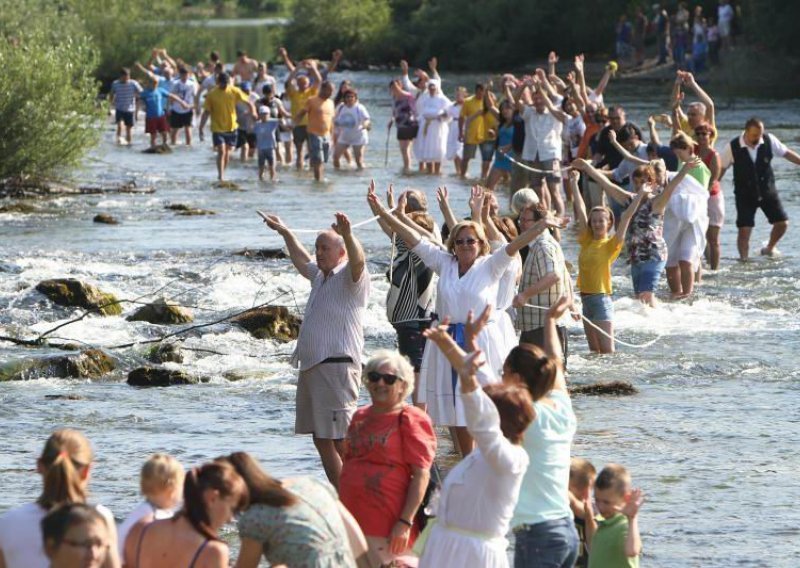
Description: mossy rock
175,208,215,216
127,298,193,325
569,380,638,396
35,278,122,316
148,343,184,364
215,181,242,191
141,144,173,154
230,306,301,341
127,366,198,387
0,349,116,382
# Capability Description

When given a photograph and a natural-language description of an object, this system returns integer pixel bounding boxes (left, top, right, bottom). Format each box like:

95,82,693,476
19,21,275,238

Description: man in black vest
719,118,800,261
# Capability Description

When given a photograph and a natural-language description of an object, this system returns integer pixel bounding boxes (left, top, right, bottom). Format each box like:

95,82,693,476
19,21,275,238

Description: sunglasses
455,238,478,246
367,371,403,385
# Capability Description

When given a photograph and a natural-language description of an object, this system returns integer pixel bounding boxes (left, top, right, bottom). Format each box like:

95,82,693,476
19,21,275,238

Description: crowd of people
615,0,739,71
6,32,799,568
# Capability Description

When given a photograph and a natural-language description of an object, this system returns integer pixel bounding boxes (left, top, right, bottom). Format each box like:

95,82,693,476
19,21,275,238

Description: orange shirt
577,112,603,160
306,96,335,137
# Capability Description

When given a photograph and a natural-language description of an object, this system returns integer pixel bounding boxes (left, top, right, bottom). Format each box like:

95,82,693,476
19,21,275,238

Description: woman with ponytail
0,429,119,568
218,452,367,568
128,461,247,568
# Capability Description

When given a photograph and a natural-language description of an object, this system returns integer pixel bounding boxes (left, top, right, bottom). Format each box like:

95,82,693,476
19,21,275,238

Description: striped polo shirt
110,79,143,112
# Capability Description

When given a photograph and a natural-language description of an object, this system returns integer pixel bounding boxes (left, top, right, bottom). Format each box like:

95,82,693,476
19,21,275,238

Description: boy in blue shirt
253,106,280,181
136,64,190,149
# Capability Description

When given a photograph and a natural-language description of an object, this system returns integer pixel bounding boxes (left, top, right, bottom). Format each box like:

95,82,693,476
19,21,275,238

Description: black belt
321,356,353,364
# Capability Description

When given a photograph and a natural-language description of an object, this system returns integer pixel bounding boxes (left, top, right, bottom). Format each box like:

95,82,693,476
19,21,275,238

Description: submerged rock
45,394,86,401
141,144,173,154
0,349,116,382
164,203,216,216
93,213,119,225
215,180,242,191
231,248,288,260
127,366,197,387
148,342,185,364
569,380,638,396
35,278,123,316
230,306,301,341
127,298,194,325
0,202,38,214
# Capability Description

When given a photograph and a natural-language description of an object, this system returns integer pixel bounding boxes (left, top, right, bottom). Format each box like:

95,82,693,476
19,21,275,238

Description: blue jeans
581,294,613,322
630,259,666,294
514,517,579,568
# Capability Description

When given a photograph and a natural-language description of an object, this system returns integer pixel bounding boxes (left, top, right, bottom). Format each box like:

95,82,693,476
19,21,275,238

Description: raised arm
574,54,590,107
593,64,613,98
505,216,566,257
622,489,645,557
134,61,157,83
332,213,365,282
572,158,634,205
540,87,568,124
428,56,440,80
481,199,503,243
367,183,421,248
534,68,559,100
468,186,486,227
547,51,558,77
261,213,315,279
684,72,715,125
647,115,662,146
615,186,648,242
328,49,343,75
278,46,295,72
436,186,459,230
568,168,589,232
544,297,570,391
306,60,323,88
608,129,649,166
650,156,702,214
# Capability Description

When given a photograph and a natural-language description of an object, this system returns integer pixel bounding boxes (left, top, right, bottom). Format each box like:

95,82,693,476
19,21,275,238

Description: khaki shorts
295,361,360,439
526,158,561,185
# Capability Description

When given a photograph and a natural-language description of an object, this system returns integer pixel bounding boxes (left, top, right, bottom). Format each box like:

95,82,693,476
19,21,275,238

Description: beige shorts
708,192,725,228
295,361,360,439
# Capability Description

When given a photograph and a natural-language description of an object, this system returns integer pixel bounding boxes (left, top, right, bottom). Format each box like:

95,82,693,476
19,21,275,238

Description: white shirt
431,388,529,538
612,141,649,183
292,261,370,371
719,133,788,169
117,500,175,556
718,4,734,24
521,106,563,162
0,502,114,568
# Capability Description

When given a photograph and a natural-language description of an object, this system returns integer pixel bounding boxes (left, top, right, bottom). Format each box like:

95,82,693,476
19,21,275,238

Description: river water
1,72,799,566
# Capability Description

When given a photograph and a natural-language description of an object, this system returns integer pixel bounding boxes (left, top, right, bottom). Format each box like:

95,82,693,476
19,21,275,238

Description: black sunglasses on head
367,371,403,385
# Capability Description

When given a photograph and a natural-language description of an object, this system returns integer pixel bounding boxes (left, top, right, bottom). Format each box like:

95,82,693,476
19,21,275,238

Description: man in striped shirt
109,67,143,145
262,211,369,487
513,204,573,363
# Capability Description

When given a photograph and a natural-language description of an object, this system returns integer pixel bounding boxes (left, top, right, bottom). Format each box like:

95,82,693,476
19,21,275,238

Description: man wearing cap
199,72,257,181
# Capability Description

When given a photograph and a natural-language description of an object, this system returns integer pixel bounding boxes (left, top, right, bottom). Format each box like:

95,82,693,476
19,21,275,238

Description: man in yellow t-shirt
286,60,322,171
458,83,486,177
199,72,256,181
296,81,335,181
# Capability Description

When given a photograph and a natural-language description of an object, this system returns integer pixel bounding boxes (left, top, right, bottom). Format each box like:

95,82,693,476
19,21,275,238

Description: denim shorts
308,134,330,165
581,293,613,322
257,148,275,168
212,131,237,147
630,259,665,294
514,516,579,568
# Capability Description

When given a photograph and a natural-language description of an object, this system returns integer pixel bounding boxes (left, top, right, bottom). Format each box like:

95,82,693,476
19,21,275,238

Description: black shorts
396,125,418,141
519,325,569,369
115,110,134,127
293,125,308,146
236,130,256,149
393,322,429,372
169,111,193,129
735,192,788,228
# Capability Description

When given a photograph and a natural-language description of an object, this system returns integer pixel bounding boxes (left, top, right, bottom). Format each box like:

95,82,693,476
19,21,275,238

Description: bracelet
397,518,413,527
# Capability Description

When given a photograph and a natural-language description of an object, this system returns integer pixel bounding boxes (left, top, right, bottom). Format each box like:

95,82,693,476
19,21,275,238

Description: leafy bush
0,2,102,180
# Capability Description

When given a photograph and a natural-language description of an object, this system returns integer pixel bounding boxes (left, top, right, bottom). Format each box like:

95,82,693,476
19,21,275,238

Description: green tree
283,0,391,63
0,1,102,180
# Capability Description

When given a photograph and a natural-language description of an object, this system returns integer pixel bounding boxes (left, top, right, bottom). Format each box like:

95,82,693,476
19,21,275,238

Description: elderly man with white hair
262,211,369,487
670,70,716,144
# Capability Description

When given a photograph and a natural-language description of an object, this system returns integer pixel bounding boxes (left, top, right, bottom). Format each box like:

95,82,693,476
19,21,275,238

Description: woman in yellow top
570,167,646,353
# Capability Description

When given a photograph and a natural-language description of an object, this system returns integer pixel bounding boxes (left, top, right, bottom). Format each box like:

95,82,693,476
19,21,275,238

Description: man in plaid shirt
512,204,572,364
